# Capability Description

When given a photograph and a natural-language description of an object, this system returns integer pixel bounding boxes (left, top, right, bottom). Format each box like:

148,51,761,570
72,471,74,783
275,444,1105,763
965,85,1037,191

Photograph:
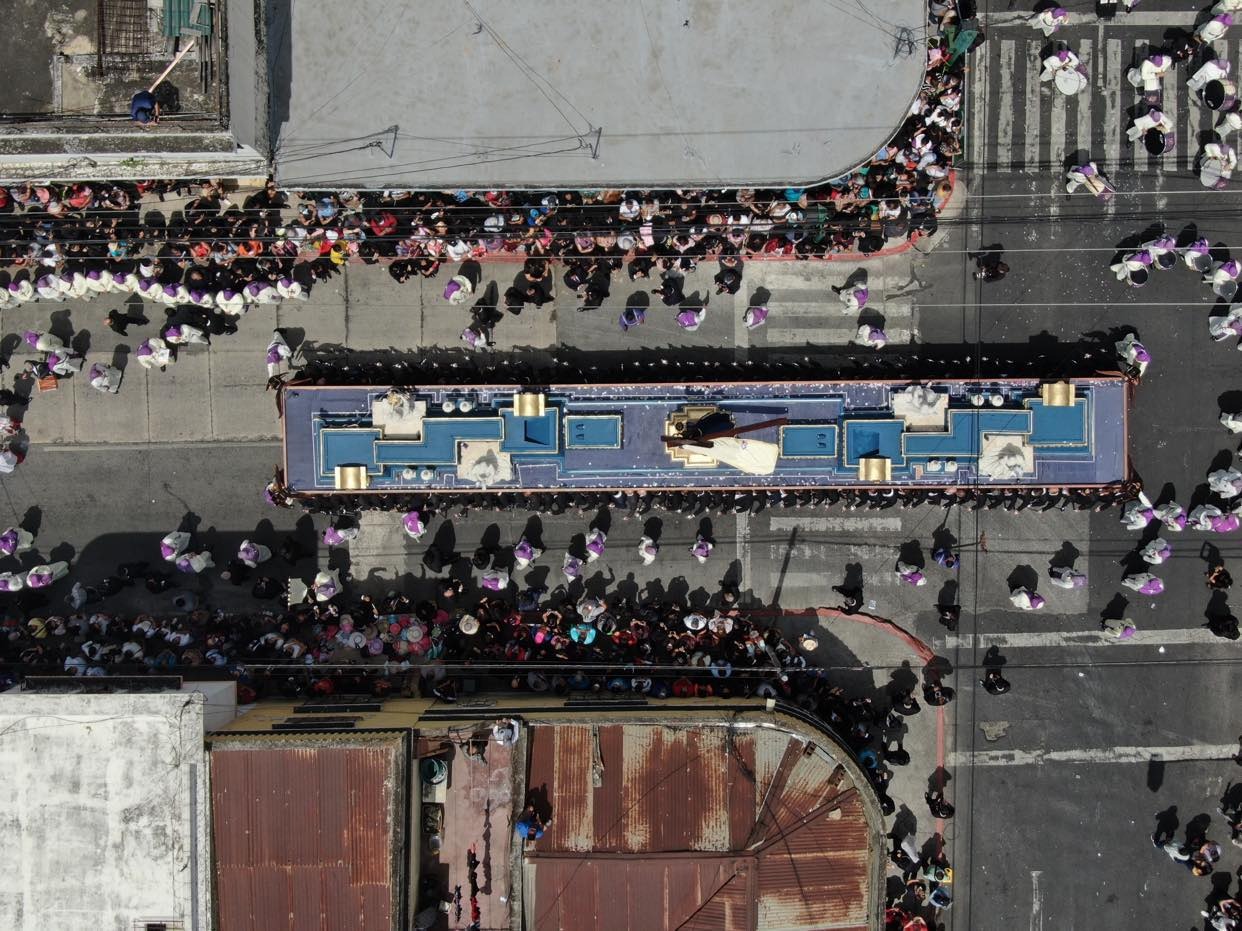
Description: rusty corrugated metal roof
525,722,877,931
526,855,755,931
210,735,404,931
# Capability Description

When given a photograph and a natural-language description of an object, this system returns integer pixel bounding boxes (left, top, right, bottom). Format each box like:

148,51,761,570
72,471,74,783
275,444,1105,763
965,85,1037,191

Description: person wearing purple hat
45,350,83,377
742,305,769,329
1048,566,1087,589
24,330,64,353
691,534,714,563
135,337,173,371
1122,572,1164,595
833,280,868,313
584,528,606,563
895,561,926,586
1102,617,1138,639
1032,6,1069,35
0,572,24,593
619,305,645,331
8,279,34,303
1115,333,1150,375
160,531,190,562
26,561,69,588
163,323,210,346
1197,12,1233,43
512,535,542,570
562,553,583,582
266,330,293,377
676,306,706,331
237,539,272,568
480,568,511,591
88,361,121,394
402,510,426,541
0,526,34,557
216,289,246,315
323,523,359,547
175,549,214,574
1008,587,1046,609
856,324,888,349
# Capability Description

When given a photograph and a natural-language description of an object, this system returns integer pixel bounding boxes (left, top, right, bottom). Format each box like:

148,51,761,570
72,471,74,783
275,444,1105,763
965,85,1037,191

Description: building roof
209,734,406,931
246,0,926,189
0,691,212,931
523,721,882,931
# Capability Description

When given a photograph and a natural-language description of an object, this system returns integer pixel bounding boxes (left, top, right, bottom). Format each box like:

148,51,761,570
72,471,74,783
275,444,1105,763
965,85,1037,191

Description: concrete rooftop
0,691,212,931
259,0,927,189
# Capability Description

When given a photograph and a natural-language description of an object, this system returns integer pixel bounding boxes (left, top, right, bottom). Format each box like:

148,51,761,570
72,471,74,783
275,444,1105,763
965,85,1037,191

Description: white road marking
951,744,1240,767
1076,39,1093,157
1152,61,1177,171
1025,44,1043,169
763,326,912,345
769,516,904,532
1030,871,1044,931
969,31,991,169
997,40,1016,169
1103,38,1122,173
936,627,1227,650
1049,74,1068,176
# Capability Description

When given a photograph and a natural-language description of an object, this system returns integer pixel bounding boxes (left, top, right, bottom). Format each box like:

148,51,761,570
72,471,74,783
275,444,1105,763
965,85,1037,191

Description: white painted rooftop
0,691,212,931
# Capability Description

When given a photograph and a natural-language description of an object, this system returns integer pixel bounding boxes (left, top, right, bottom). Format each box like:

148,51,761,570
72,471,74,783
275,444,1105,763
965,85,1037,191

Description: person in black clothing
104,309,147,336
652,272,686,306
832,584,864,614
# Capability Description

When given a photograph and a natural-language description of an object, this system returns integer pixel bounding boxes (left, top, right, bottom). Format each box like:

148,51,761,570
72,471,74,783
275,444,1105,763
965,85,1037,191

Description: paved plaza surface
7,4,1242,930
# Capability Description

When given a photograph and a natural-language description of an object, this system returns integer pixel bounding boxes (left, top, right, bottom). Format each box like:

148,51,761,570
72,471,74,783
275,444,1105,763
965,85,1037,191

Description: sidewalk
4,247,924,447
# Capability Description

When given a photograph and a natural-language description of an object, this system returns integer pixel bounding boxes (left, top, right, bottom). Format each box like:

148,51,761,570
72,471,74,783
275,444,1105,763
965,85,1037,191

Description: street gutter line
38,440,281,451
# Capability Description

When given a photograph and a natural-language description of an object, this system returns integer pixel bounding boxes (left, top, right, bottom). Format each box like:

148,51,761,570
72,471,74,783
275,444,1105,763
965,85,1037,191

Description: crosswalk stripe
1050,76,1068,173
1103,38,1122,170
985,37,1242,175
969,32,990,168
1024,47,1042,169
1076,39,1093,157
997,39,1016,169
769,516,905,532
763,326,913,345
1155,61,1178,171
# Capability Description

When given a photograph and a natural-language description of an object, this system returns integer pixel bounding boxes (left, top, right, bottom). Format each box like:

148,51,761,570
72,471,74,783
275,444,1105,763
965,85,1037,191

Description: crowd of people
0,22,965,333
274,476,1139,520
